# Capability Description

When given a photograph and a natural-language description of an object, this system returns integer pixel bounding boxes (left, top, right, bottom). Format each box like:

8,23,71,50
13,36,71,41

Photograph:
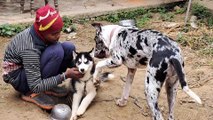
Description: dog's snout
80,69,85,73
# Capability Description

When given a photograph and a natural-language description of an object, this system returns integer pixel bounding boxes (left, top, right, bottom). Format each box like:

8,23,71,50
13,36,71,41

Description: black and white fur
91,23,202,120
70,48,113,120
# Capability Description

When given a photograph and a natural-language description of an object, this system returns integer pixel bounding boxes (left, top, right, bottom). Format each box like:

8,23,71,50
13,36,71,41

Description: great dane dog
91,23,202,120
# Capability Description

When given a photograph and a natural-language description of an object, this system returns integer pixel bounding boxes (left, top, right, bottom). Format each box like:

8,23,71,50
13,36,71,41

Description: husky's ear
89,48,95,58
91,23,102,33
73,50,78,60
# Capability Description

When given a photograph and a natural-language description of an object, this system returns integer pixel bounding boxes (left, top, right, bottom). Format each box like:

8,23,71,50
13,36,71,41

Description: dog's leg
116,68,136,107
145,70,164,120
70,91,83,120
77,90,97,116
93,57,122,84
165,76,179,120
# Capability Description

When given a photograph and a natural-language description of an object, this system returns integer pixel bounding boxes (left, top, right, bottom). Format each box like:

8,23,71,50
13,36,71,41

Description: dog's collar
109,27,117,42
80,76,93,82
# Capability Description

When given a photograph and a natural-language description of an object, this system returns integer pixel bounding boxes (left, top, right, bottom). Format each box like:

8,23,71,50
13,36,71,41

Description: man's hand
64,68,84,79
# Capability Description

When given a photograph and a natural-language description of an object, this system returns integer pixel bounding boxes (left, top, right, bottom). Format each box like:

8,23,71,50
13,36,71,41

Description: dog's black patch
153,43,157,48
137,29,149,34
129,46,137,55
149,49,176,67
147,76,149,84
118,30,128,41
136,36,143,50
156,88,160,93
139,57,148,65
151,30,163,36
154,60,168,83
144,37,148,46
121,56,125,62
155,102,160,111
137,55,141,58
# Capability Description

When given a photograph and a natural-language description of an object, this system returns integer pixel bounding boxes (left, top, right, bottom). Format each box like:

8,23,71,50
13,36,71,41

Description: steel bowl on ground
50,104,71,120
119,19,136,27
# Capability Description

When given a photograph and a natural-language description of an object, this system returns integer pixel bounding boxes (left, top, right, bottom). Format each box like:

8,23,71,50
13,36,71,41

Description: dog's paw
70,115,77,120
116,98,128,107
76,109,85,116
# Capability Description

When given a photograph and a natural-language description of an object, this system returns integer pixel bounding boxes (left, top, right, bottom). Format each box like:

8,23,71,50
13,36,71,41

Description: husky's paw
70,115,77,120
116,98,128,107
76,109,85,116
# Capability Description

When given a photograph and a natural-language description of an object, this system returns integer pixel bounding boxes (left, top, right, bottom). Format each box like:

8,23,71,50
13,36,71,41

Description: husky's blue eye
84,60,89,64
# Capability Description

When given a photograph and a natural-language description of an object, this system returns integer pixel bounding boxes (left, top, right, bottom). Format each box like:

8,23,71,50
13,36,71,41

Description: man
2,5,83,110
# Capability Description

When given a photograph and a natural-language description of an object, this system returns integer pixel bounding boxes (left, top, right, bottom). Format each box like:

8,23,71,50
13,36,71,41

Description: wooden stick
184,0,192,26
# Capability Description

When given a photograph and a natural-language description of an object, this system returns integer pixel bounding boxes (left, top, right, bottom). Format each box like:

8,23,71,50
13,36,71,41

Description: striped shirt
2,26,63,93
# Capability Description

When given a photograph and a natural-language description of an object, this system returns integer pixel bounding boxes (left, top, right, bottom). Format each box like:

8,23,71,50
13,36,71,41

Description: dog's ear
89,48,95,58
91,23,102,33
73,50,78,60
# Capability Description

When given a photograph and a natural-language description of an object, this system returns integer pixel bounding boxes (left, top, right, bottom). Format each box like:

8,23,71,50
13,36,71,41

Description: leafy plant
191,3,213,27
160,12,174,21
175,7,186,14
137,13,152,27
191,3,211,19
62,16,73,31
0,24,29,37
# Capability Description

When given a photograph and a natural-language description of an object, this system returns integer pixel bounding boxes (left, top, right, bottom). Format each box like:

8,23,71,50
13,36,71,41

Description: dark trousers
40,42,75,78
13,42,75,94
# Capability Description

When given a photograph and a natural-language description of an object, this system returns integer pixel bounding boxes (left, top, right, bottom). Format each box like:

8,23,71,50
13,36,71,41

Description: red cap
34,4,63,35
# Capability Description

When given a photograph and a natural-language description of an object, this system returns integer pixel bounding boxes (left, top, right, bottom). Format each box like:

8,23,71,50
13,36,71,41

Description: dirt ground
0,13,213,120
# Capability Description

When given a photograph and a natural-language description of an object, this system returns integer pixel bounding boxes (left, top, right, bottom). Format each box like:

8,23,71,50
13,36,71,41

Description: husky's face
92,23,110,59
73,48,95,74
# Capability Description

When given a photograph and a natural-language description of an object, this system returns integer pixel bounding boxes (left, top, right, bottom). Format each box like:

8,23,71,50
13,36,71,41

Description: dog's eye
84,60,89,64
77,61,81,65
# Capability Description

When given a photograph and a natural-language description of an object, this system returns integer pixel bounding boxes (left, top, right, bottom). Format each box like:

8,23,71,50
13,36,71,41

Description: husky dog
70,48,113,120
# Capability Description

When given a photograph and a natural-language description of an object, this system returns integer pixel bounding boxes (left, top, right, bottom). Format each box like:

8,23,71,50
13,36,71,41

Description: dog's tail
99,72,115,82
170,58,202,104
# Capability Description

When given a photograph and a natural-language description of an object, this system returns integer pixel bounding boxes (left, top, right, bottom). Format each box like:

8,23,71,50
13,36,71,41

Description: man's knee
61,42,75,53
61,42,76,59
44,43,64,60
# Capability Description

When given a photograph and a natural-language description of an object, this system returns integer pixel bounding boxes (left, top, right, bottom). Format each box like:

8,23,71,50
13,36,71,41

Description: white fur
70,51,97,120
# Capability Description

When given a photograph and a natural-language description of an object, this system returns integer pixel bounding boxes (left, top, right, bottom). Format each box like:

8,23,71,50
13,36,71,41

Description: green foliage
175,7,186,14
191,3,213,27
177,32,213,56
191,3,211,19
207,16,213,27
177,32,189,46
95,8,148,23
200,47,213,57
137,13,152,27
160,12,174,21
62,16,73,31
0,24,29,37
149,6,167,13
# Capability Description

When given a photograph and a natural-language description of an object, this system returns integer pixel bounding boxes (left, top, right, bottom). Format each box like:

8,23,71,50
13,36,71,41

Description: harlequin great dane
91,23,202,120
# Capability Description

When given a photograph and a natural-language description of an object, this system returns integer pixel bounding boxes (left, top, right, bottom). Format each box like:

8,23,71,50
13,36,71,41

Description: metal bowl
119,19,136,27
50,104,71,120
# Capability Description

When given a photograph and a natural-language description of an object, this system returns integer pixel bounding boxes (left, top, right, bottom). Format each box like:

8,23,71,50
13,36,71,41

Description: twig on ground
120,76,126,82
129,96,149,116
107,116,115,120
191,77,213,88
93,98,114,102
